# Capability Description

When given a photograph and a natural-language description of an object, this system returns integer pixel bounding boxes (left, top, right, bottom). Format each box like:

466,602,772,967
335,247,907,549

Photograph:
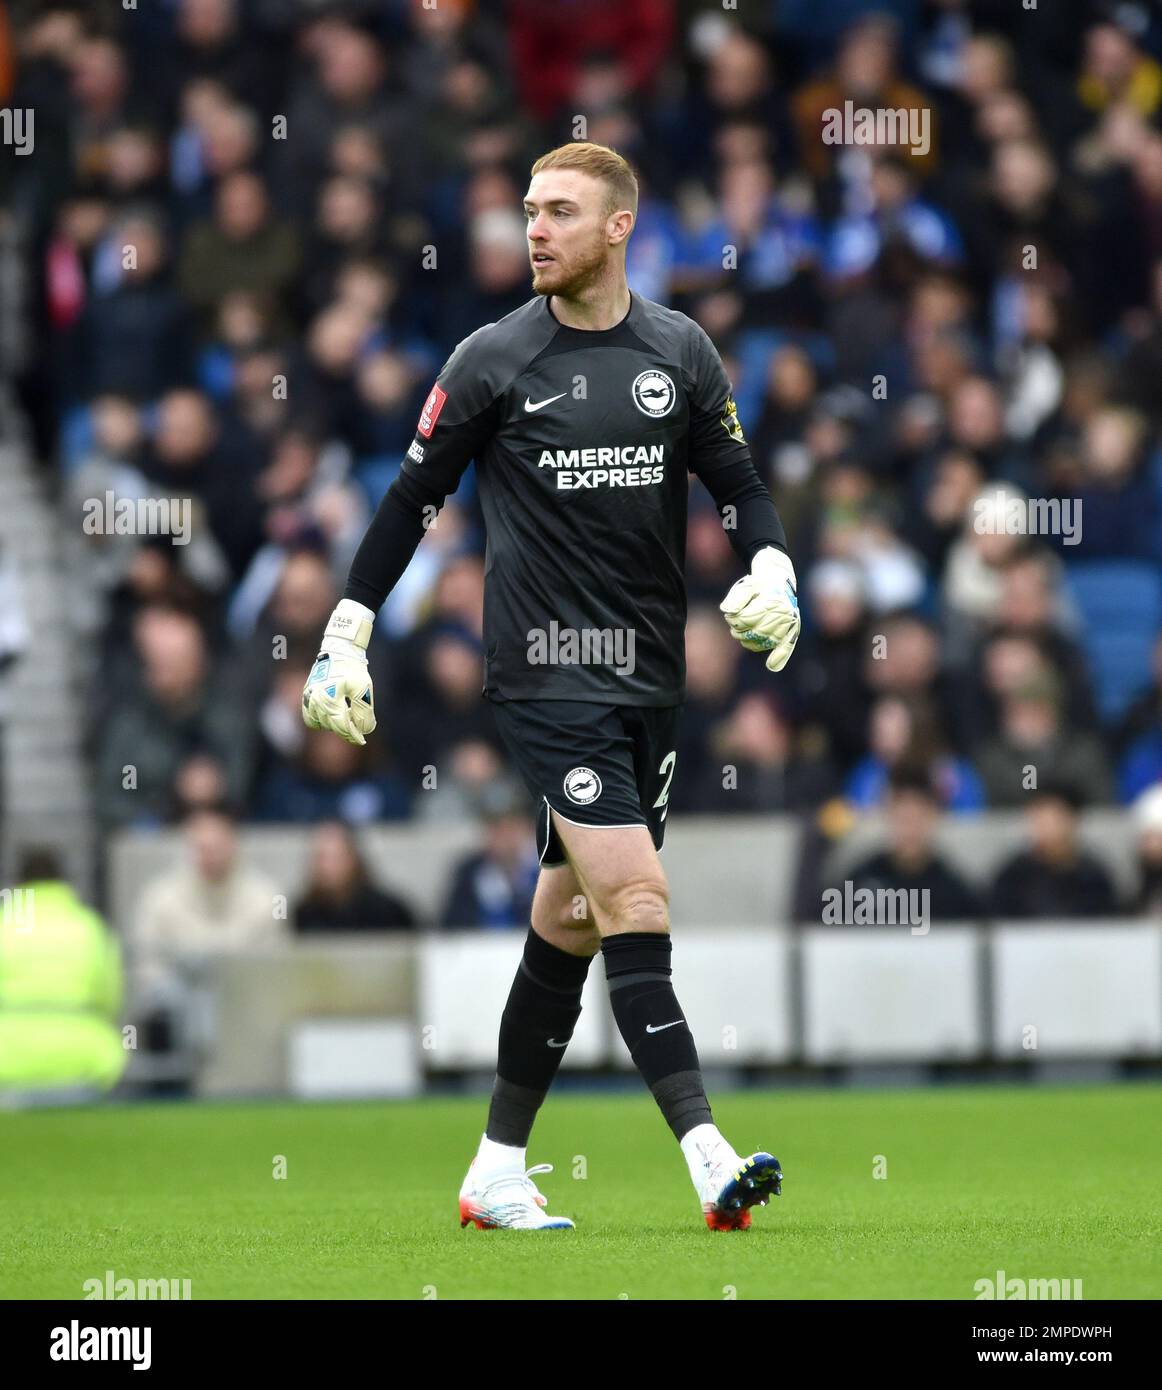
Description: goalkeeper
302,142,799,1231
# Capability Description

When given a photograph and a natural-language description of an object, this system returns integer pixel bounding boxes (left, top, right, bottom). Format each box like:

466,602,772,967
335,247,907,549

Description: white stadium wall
107,816,1162,1096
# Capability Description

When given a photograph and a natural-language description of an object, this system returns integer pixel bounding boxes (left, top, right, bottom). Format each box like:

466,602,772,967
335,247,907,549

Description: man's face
190,814,234,880
1028,798,1076,857
523,169,628,297
889,790,936,860
486,813,533,867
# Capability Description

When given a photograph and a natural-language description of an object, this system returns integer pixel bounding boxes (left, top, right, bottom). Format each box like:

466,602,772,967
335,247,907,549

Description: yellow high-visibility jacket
0,880,125,1090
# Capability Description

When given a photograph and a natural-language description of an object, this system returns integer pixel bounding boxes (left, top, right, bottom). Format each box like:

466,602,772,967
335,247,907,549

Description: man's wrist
323,598,375,655
751,546,796,590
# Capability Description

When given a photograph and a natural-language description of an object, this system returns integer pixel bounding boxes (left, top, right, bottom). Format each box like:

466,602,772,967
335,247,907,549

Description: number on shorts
652,750,677,822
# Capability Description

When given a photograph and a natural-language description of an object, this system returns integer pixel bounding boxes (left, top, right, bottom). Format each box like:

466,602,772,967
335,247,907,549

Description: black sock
601,931,713,1140
486,928,594,1146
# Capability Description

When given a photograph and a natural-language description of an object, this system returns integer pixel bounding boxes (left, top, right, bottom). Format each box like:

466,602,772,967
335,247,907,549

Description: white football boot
687,1129,783,1231
458,1159,575,1231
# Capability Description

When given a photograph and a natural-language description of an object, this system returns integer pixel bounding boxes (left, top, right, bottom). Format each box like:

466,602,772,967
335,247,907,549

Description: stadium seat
1065,561,1162,722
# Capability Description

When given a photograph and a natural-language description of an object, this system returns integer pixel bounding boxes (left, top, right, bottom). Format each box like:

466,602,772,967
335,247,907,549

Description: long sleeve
344,330,502,611
685,325,788,566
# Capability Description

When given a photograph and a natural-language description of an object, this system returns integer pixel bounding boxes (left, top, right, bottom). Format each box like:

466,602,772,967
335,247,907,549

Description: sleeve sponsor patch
417,382,448,438
720,395,746,444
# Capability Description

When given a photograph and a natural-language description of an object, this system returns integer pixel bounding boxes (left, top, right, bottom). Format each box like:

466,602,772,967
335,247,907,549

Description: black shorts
490,699,683,868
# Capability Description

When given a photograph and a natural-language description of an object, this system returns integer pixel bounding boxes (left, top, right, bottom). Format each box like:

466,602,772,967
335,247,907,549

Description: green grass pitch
2,1084,1159,1300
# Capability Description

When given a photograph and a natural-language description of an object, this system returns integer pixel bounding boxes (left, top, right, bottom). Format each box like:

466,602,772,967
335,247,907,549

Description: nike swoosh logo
547,1038,570,1048
645,1020,684,1034
524,393,567,413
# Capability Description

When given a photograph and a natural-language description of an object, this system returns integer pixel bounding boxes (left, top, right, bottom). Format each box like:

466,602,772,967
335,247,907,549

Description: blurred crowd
130,783,1162,972
2,0,1162,920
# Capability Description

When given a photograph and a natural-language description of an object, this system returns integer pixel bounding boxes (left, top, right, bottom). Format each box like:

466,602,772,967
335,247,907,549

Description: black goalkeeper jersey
346,291,786,706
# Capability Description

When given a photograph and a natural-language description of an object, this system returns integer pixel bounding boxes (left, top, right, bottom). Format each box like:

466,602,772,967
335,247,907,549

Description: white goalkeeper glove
719,546,801,673
301,598,377,746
